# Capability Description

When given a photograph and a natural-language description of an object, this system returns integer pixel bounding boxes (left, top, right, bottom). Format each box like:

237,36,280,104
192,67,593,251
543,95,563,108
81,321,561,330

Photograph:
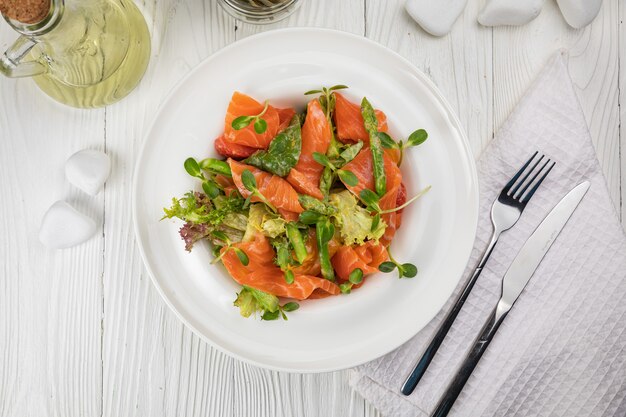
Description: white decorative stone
478,0,545,27
404,0,468,37
65,149,111,196
39,201,97,249
556,0,602,29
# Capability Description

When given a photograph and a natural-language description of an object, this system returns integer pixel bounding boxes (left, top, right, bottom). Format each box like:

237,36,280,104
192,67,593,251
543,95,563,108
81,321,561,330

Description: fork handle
400,232,499,396
430,302,508,417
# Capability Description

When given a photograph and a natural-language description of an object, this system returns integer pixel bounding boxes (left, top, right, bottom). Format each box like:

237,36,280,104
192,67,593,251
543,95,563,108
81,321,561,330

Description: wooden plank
102,1,236,416
492,0,621,214
232,1,372,416
0,25,104,417
366,0,494,157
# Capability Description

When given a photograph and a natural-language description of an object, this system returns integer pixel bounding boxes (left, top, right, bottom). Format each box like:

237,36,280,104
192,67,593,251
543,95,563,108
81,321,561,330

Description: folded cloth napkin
350,53,626,417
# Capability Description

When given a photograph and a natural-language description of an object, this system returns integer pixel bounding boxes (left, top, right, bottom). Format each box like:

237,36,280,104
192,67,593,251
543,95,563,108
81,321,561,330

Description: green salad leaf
329,190,386,245
234,286,279,318
245,115,302,177
243,203,288,241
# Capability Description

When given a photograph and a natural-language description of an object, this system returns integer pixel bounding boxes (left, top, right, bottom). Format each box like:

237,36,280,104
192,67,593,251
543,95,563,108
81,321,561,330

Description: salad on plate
162,86,430,320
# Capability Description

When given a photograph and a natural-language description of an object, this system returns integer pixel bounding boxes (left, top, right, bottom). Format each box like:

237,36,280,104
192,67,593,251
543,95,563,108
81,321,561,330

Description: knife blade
499,180,590,310
431,181,590,417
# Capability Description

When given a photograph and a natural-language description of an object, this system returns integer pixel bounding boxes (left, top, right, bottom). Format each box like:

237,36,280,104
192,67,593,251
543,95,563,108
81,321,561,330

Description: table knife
431,181,590,417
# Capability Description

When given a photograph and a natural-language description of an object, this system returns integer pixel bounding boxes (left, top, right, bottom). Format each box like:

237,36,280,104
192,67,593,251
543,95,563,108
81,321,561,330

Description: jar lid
0,0,51,24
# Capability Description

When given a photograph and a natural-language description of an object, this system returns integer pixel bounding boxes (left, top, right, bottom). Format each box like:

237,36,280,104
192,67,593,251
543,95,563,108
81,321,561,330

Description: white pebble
65,149,111,196
39,201,97,249
478,0,545,27
556,0,602,29
405,0,468,37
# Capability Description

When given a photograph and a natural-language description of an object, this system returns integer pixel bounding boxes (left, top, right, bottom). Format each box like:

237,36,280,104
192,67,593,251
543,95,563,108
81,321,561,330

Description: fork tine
502,151,539,194
510,154,544,197
514,157,549,199
520,161,556,203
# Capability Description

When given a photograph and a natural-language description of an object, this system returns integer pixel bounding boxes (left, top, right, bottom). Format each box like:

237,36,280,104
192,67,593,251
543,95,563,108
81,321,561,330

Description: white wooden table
1,1,623,416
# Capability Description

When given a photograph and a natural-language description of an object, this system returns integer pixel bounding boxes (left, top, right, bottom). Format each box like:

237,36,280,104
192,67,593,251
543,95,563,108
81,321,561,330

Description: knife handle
430,300,509,417
401,232,500,396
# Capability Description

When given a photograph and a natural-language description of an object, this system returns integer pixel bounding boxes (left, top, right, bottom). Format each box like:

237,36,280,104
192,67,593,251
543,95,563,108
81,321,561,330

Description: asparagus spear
316,218,335,281
361,97,386,196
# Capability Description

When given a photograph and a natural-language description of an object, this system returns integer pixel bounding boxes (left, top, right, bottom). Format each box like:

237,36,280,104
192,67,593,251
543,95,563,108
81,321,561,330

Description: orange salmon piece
221,234,340,299
333,93,388,144
228,159,304,214
214,134,257,159
331,241,389,282
276,107,296,132
223,92,281,149
287,99,332,199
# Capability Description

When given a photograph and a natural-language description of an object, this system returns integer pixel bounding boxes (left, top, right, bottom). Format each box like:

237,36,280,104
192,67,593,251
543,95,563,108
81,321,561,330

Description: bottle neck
3,0,64,36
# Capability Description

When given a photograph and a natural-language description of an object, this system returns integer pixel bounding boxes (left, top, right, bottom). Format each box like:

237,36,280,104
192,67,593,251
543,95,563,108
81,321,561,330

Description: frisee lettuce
163,192,244,226
329,190,386,245
243,203,287,241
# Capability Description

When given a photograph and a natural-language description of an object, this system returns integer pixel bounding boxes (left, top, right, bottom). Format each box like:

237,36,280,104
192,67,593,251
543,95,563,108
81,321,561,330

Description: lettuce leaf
329,190,386,245
233,285,280,318
243,203,287,241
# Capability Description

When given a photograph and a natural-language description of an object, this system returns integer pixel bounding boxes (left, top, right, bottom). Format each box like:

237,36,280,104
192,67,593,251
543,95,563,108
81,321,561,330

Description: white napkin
350,53,626,416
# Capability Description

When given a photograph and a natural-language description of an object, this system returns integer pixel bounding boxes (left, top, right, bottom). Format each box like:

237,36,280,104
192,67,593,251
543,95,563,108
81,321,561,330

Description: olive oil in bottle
0,0,151,108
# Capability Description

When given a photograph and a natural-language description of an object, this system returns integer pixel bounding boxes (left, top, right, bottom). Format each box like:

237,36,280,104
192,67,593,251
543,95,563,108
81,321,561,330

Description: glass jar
218,0,303,24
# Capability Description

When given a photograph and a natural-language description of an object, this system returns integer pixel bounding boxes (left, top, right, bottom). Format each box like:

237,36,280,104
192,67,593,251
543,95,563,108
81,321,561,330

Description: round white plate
133,28,478,373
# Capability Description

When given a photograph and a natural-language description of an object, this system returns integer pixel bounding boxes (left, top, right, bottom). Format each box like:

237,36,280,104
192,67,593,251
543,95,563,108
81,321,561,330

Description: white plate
133,28,478,373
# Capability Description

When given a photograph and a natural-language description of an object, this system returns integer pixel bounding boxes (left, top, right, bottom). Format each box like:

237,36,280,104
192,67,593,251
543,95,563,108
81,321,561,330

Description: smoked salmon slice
331,240,389,282
223,92,281,149
214,134,257,159
334,93,388,144
287,99,332,199
339,147,403,246
277,107,296,132
217,103,296,158
221,233,340,299
228,159,304,214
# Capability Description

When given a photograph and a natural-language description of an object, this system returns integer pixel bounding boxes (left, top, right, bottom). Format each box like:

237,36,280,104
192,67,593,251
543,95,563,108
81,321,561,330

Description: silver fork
401,152,555,396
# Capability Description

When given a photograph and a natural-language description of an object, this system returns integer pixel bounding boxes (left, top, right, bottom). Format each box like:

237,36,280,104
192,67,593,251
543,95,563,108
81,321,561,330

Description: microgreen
184,157,203,178
261,301,301,321
313,152,334,170
210,231,249,266
199,158,232,177
378,249,417,279
240,169,277,213
337,169,358,187
359,186,431,215
305,84,348,121
377,128,428,166
202,180,220,199
359,189,382,213
182,157,228,201
231,100,270,134
282,302,299,312
371,213,381,232
299,210,325,225
313,151,359,189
